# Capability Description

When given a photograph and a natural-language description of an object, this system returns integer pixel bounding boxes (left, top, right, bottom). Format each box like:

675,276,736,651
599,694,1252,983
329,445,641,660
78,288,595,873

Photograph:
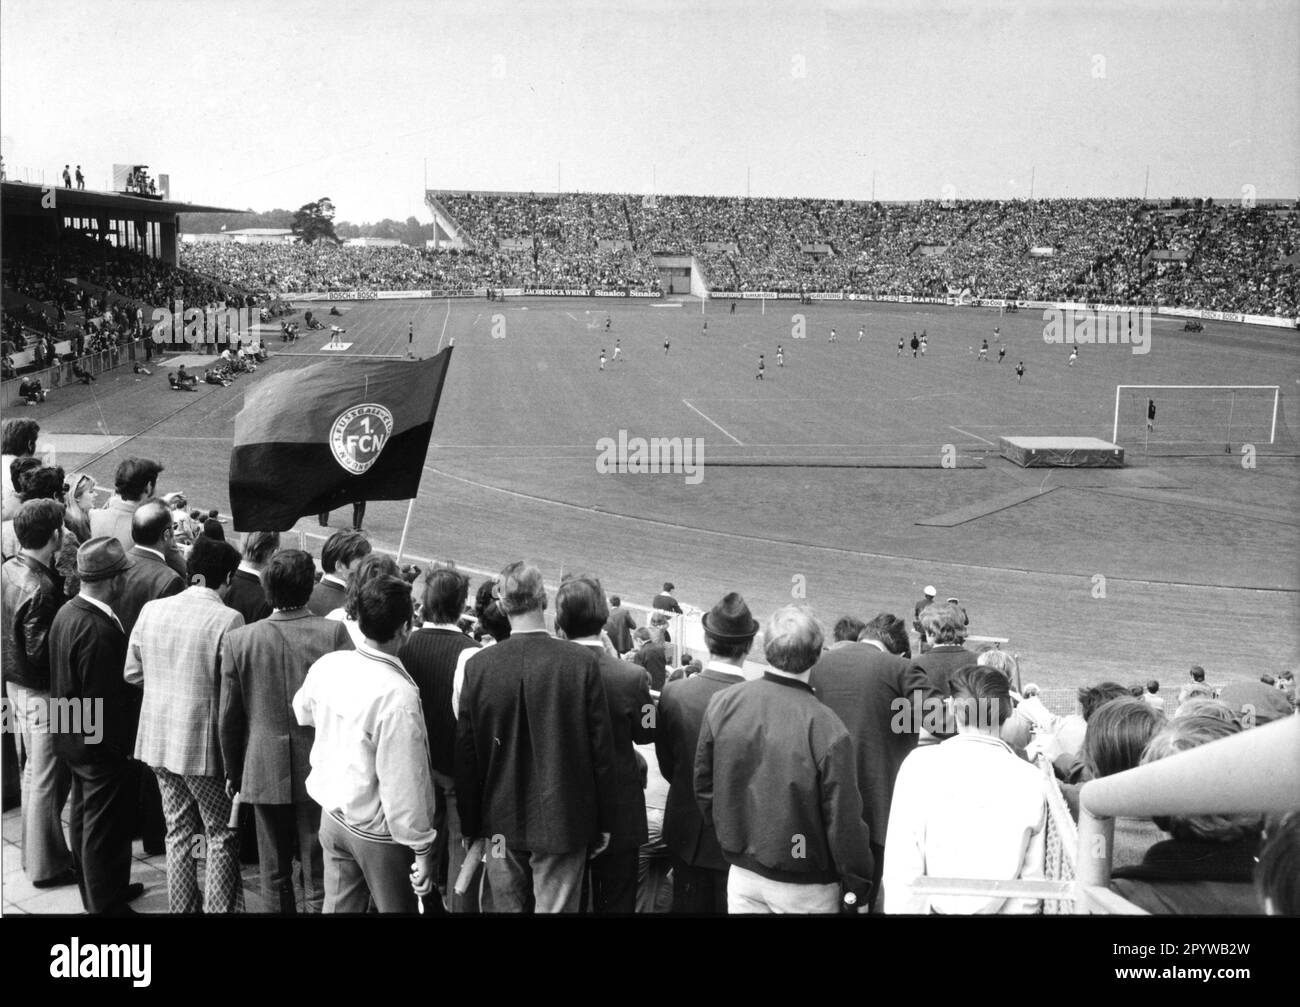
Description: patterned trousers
153,767,244,914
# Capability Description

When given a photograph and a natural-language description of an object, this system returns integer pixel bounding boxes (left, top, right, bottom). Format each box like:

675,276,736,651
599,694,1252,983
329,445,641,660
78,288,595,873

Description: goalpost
1112,385,1281,450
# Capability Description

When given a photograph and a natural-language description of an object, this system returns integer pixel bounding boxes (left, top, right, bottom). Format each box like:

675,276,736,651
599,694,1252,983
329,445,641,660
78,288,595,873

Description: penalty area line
682,399,744,446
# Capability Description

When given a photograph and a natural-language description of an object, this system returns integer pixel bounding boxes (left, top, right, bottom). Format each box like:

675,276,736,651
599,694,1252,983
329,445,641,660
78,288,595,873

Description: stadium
1,0,1297,947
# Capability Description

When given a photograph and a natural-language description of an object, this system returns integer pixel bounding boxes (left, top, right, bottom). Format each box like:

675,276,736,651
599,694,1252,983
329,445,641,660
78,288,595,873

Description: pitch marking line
682,399,744,446
436,298,451,352
419,464,1297,595
949,425,996,447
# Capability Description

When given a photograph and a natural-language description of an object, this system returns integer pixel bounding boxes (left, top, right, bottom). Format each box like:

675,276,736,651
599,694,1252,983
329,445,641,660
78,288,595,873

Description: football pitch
30,296,1300,691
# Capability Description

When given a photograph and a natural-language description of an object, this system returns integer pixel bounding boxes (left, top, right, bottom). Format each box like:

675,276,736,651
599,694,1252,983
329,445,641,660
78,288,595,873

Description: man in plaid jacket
125,536,246,913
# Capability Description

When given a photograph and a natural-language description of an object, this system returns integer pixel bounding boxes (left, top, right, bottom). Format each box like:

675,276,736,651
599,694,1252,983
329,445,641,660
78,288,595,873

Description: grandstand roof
1,179,239,215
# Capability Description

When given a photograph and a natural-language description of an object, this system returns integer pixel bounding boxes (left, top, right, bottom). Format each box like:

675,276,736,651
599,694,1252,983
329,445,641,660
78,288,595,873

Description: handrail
1081,715,1298,820
1076,716,1298,889
909,877,1072,899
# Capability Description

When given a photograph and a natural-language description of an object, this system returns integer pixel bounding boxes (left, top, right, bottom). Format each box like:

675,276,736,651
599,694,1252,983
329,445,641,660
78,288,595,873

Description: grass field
25,295,1300,697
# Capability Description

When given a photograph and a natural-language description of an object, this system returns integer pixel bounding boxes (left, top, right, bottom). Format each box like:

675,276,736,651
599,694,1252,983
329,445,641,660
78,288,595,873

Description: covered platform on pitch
999,436,1125,468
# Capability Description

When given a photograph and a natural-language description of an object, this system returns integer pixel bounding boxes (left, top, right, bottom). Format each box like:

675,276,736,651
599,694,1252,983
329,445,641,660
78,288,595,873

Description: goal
1112,385,1282,451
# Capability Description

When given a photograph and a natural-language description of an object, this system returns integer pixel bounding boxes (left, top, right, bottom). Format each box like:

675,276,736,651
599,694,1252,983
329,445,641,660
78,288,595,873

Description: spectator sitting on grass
18,376,47,404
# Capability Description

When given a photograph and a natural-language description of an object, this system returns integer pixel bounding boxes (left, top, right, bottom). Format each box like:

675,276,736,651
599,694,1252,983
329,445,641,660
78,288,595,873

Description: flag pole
396,498,416,564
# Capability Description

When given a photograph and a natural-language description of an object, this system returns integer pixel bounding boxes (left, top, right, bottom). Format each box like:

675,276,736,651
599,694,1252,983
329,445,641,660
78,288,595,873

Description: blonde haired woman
54,471,98,596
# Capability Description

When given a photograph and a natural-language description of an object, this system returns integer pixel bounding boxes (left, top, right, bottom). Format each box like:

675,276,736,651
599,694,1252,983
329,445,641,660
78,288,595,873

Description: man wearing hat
48,537,145,914
655,591,760,913
652,581,683,615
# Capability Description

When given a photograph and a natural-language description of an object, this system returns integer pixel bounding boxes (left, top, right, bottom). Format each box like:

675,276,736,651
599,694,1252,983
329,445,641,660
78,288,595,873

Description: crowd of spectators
3,425,1295,917
172,194,1300,315
2,231,293,379
6,234,249,312
6,195,1296,378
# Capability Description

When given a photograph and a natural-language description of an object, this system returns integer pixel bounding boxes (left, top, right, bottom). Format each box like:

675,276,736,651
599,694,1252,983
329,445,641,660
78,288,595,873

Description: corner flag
229,347,453,531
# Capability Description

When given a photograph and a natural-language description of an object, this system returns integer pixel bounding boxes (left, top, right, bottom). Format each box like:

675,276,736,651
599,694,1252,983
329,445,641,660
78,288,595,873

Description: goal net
1112,385,1284,452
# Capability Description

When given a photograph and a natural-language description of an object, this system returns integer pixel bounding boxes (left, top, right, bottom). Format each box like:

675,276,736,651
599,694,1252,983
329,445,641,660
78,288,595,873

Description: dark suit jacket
307,576,346,617
112,545,183,638
810,642,942,846
909,644,974,739
589,647,654,852
48,596,133,764
911,644,975,698
655,666,745,869
603,607,637,655
455,632,618,855
630,639,668,692
218,608,353,803
220,568,271,625
652,592,683,614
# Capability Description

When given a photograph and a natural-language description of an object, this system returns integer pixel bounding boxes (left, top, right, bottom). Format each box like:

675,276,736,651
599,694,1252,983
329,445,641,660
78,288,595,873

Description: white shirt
705,658,762,682
883,732,1047,915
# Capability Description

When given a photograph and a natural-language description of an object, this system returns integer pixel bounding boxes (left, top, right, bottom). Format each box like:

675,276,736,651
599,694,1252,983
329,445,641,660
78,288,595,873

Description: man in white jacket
883,664,1047,914
294,573,438,913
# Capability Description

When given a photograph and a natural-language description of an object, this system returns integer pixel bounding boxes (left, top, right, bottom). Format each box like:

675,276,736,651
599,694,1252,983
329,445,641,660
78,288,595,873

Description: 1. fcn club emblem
329,403,394,474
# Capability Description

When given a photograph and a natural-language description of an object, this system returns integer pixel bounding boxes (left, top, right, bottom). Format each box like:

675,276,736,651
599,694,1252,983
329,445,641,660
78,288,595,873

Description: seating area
2,231,279,383
172,193,1300,316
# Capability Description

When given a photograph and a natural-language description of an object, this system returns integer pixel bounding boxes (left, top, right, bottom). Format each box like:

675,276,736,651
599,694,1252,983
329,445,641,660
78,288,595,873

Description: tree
402,216,427,247
292,198,341,244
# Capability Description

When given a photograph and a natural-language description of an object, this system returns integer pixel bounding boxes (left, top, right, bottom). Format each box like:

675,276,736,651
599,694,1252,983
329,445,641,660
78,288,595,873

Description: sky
2,0,1296,223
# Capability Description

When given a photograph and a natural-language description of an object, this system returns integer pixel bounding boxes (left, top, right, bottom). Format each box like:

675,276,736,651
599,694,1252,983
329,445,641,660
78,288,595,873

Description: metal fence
1,337,156,407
